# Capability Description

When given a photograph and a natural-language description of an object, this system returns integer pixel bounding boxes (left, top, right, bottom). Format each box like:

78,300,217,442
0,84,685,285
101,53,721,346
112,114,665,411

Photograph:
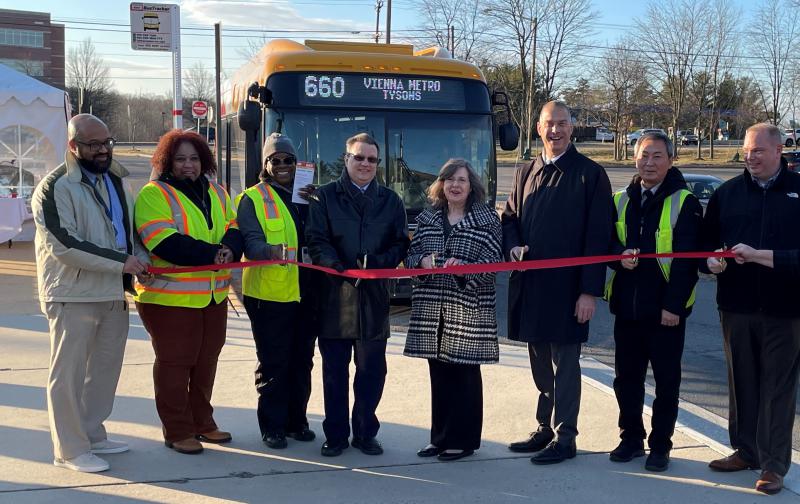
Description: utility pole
525,16,538,158
374,0,383,43
386,0,392,43
449,25,455,55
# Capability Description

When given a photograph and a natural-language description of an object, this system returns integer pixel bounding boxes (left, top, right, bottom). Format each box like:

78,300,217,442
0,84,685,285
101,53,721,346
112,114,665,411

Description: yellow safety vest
605,188,696,308
240,182,300,303
134,179,237,308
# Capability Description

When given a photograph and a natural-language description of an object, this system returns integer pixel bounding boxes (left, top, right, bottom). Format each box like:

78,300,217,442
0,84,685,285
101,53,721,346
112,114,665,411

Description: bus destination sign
299,74,466,110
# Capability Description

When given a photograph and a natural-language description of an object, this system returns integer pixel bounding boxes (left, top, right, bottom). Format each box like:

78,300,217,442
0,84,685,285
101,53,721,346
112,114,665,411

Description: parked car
784,129,800,147
596,128,614,142
677,129,699,145
684,174,723,212
782,151,800,171
626,128,666,146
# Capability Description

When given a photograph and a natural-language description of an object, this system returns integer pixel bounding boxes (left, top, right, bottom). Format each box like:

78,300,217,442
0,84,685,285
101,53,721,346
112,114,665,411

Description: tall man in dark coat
704,123,800,495
306,133,409,457
606,131,702,472
502,100,613,465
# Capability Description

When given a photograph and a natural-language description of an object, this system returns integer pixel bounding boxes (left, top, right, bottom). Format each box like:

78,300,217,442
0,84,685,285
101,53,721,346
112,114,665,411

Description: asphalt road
117,151,800,452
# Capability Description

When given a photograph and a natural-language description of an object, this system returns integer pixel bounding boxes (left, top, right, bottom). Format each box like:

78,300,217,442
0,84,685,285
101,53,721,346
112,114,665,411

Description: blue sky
8,0,680,95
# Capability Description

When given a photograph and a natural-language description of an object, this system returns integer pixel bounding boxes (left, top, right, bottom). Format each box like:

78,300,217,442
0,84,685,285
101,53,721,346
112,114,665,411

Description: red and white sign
191,100,208,119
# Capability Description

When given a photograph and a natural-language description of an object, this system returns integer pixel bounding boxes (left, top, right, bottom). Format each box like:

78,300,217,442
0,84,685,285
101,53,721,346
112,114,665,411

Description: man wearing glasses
306,132,409,457
31,114,150,472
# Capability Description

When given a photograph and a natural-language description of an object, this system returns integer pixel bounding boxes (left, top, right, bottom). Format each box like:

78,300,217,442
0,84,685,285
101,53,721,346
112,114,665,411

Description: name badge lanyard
92,175,120,240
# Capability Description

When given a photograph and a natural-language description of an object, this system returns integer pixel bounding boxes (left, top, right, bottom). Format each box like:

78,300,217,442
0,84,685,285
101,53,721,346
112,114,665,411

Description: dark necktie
642,189,653,207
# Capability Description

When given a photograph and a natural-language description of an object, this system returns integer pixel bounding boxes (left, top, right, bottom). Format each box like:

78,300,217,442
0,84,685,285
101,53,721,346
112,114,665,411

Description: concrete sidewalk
1,241,798,503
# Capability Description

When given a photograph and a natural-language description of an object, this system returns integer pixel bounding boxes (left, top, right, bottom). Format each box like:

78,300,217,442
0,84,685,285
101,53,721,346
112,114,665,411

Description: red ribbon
147,251,736,279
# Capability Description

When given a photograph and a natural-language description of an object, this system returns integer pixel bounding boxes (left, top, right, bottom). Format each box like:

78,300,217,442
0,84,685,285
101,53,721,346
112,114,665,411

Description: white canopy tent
0,63,71,199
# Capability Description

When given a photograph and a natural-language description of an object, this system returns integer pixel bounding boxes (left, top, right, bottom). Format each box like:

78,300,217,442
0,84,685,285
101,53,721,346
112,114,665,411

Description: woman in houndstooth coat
404,158,502,462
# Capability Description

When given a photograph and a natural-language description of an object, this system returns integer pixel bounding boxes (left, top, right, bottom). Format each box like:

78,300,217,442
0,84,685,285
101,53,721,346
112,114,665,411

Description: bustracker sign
130,3,177,51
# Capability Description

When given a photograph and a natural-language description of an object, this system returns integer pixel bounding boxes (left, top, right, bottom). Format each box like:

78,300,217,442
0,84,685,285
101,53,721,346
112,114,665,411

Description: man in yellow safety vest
605,130,702,472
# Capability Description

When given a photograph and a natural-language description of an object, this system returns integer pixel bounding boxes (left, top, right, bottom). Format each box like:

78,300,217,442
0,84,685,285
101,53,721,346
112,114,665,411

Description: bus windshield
266,108,495,209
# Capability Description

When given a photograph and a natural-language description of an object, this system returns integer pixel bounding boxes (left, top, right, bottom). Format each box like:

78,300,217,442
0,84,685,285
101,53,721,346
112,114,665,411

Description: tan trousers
44,300,129,460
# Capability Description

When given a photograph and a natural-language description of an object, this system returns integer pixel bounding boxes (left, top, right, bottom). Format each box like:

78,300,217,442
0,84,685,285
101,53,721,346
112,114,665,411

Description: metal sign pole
172,4,182,129
214,22,222,185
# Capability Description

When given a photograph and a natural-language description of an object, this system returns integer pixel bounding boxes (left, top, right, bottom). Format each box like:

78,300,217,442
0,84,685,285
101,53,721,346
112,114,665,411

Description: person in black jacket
305,132,409,457
606,131,702,472
502,101,613,465
704,123,800,495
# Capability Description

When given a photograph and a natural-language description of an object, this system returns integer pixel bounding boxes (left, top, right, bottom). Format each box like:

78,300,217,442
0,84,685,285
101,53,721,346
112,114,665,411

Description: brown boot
166,437,204,454
756,471,783,495
708,451,758,472
195,429,232,444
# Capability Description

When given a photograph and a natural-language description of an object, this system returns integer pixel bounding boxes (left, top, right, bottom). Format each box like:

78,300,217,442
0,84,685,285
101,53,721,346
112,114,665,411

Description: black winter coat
306,172,410,340
502,144,613,344
702,161,800,317
607,167,703,322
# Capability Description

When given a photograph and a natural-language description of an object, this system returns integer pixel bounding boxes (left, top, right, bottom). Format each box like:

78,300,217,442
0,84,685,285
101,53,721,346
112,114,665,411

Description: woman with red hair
134,130,242,454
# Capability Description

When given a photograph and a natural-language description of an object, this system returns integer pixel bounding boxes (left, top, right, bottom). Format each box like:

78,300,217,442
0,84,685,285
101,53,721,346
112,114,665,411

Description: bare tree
239,35,269,61
66,37,111,112
703,0,740,158
184,61,214,103
597,40,647,161
747,0,800,124
635,0,707,156
538,0,597,99
415,0,488,61
484,0,546,156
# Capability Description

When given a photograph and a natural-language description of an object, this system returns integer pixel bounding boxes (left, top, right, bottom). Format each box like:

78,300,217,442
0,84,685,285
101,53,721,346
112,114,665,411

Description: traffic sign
130,3,177,51
192,100,208,119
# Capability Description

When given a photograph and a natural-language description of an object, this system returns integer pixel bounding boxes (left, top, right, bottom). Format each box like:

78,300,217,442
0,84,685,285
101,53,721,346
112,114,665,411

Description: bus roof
223,39,486,115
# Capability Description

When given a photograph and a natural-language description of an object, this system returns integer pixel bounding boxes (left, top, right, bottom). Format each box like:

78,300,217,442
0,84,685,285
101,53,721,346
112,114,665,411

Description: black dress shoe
438,449,475,461
263,432,288,449
645,451,670,472
351,437,384,455
417,445,445,457
530,441,576,465
321,439,349,457
508,426,555,453
286,428,316,442
609,440,646,462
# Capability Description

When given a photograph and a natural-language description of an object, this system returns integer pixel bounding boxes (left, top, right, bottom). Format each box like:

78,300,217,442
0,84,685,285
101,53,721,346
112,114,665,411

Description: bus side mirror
237,99,261,131
499,123,519,151
492,91,519,151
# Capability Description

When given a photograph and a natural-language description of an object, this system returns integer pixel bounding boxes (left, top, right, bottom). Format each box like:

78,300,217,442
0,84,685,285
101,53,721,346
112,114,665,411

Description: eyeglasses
76,138,116,152
268,156,296,166
347,153,380,164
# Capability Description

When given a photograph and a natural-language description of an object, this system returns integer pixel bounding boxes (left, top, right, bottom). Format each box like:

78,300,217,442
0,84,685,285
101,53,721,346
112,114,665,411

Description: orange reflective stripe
157,274,231,283
140,286,215,296
256,184,280,219
142,227,170,246
208,181,228,219
137,218,174,235
151,181,189,234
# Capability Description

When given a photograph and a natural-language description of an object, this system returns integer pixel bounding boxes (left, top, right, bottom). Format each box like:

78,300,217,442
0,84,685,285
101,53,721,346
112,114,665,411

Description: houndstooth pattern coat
403,202,502,365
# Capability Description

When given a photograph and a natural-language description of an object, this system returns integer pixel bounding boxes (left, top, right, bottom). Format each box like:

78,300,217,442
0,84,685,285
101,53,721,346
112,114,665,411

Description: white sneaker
90,439,129,454
53,453,109,472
